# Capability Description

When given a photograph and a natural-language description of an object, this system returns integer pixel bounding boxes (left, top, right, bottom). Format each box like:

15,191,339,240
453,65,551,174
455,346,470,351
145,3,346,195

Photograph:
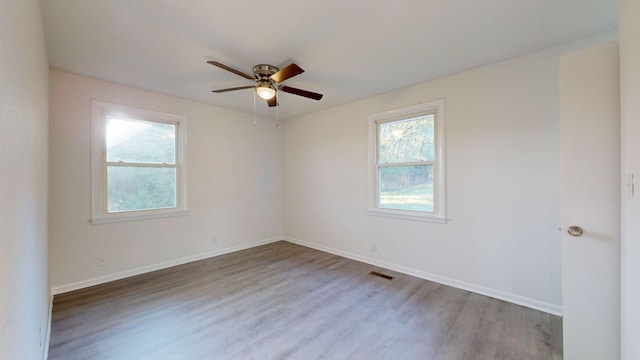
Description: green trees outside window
105,117,178,213
377,114,435,212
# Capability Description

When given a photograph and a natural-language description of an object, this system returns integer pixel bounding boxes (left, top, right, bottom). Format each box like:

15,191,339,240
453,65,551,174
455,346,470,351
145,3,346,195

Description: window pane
378,114,434,163
107,166,176,213
379,165,433,212
106,117,176,164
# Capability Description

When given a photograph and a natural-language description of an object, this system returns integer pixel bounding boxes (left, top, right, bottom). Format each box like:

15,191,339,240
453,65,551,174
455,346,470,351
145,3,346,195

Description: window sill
91,209,188,225
368,208,447,224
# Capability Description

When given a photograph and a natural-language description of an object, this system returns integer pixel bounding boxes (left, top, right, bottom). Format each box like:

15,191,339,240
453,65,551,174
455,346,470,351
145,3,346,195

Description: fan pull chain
276,98,279,127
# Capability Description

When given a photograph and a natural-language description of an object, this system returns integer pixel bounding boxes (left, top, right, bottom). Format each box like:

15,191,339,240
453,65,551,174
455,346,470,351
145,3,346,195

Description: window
369,99,446,223
91,101,187,224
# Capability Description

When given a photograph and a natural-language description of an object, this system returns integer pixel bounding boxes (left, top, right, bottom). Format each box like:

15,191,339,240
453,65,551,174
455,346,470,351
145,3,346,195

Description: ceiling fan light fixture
256,83,276,100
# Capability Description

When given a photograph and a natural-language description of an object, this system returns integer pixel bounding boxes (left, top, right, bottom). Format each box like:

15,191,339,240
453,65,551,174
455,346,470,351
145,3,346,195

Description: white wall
0,0,50,359
620,0,640,358
49,70,283,291
283,47,574,313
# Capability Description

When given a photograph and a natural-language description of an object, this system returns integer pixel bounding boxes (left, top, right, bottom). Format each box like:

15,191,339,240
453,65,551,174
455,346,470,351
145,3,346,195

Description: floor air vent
369,271,394,280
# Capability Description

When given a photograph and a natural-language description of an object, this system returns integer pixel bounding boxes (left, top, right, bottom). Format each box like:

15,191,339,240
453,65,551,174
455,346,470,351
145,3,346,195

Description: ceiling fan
207,61,323,107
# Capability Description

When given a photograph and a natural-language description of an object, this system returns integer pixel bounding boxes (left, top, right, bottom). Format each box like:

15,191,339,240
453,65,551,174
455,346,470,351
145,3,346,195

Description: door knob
567,226,583,237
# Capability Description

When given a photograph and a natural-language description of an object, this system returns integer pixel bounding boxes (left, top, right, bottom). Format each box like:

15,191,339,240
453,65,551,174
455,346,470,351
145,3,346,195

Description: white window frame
90,100,188,224
368,99,446,223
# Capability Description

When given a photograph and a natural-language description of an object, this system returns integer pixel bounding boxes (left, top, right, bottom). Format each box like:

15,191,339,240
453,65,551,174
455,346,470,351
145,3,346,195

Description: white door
620,1,640,358
559,42,620,360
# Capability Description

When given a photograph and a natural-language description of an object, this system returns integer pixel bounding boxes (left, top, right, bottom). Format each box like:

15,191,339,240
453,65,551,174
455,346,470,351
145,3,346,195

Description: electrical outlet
97,258,106,267
370,243,378,253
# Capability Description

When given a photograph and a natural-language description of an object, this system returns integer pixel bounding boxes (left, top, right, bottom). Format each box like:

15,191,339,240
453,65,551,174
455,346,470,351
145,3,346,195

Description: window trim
90,100,188,224
368,99,446,223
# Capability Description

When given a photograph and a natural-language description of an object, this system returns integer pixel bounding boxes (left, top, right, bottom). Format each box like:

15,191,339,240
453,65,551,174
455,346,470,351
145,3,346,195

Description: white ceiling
40,0,617,120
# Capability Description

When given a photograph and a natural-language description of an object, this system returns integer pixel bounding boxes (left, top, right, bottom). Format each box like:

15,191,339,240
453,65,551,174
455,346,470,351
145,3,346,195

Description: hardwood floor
49,241,562,359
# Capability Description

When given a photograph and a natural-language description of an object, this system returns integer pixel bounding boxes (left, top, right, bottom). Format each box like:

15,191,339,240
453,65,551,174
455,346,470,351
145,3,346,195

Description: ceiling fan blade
267,94,278,107
211,85,255,93
207,61,255,81
270,63,304,83
281,86,323,100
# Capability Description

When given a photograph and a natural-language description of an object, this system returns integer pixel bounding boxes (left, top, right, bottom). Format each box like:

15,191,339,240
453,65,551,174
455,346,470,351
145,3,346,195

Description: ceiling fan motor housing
253,64,279,82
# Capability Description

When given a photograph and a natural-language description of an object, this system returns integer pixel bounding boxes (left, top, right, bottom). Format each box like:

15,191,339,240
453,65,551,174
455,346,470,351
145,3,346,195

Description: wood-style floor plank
49,241,562,360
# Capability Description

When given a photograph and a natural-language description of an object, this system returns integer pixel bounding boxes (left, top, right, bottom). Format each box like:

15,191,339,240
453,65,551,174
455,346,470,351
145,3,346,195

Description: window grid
91,101,187,224
368,99,446,223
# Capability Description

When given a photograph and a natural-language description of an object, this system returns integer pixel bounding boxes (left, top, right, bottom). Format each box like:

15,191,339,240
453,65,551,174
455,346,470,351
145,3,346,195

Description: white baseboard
284,236,563,316
49,235,562,316
42,292,53,360
51,236,283,295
